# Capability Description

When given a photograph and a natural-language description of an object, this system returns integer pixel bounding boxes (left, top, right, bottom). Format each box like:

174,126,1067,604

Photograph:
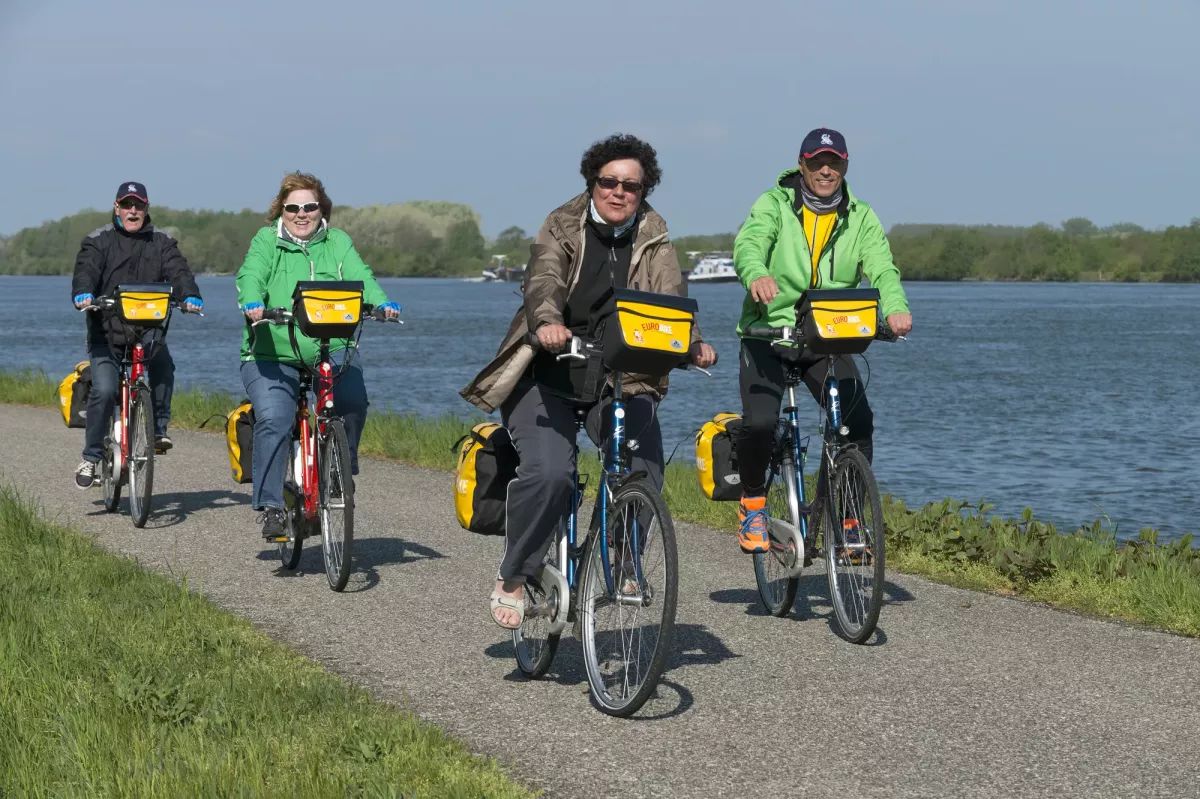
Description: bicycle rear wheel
579,479,677,717
127,390,155,528
101,419,121,513
319,419,354,591
754,447,801,617
823,448,885,643
513,518,565,678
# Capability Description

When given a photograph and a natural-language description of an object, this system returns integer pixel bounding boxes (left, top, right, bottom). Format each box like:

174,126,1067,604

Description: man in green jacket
731,128,913,554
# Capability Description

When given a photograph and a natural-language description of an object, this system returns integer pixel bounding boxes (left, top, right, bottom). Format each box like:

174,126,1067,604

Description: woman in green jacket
731,128,913,554
236,171,399,540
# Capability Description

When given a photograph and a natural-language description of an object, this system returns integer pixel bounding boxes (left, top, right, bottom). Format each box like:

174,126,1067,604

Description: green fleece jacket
235,222,390,365
733,171,909,334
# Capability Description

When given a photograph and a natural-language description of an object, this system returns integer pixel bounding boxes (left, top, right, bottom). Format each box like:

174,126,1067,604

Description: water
4,275,1198,542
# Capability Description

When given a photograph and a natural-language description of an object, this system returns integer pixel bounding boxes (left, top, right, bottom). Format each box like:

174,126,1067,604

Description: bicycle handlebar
744,323,903,343
81,296,203,316
251,305,401,327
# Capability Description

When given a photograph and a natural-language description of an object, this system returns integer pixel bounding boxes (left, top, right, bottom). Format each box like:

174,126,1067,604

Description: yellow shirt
801,208,837,287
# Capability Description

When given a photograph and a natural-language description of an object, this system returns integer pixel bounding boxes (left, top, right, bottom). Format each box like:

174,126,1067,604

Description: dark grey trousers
498,381,664,581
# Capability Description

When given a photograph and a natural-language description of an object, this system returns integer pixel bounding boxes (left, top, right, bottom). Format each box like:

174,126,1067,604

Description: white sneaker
74,460,98,489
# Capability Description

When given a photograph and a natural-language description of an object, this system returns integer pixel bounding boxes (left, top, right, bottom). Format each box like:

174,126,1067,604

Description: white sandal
489,590,525,630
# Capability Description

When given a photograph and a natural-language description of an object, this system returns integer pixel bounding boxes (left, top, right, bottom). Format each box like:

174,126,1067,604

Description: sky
2,0,1198,239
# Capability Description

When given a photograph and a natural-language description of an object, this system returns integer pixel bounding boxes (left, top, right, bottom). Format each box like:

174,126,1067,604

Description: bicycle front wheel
101,418,121,513
579,479,677,717
823,448,885,643
754,449,801,617
319,419,354,591
127,390,155,528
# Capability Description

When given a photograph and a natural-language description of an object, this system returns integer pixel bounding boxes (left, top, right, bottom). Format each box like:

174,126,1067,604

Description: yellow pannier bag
696,412,742,501
453,422,518,536
224,401,255,484
599,288,697,375
115,283,172,326
796,288,880,354
57,360,92,428
292,280,364,340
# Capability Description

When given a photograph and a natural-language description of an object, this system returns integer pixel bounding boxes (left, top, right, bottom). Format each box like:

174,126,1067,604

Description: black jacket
71,213,201,349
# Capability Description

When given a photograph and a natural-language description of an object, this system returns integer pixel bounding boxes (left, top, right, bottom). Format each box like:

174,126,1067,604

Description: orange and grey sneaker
738,496,770,553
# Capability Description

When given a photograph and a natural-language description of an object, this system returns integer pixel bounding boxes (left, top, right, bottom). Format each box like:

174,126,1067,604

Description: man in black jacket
70,181,203,488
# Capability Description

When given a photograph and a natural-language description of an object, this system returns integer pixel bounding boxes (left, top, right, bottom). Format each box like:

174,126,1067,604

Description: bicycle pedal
271,535,289,544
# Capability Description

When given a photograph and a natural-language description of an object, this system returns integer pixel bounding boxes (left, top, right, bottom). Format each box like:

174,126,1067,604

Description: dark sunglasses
283,202,321,214
596,176,644,194
117,198,147,210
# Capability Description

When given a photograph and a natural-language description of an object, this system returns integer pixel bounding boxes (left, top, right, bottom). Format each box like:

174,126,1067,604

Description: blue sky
2,0,1197,239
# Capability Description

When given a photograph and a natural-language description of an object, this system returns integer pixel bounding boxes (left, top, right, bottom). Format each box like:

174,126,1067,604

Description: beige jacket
460,192,701,413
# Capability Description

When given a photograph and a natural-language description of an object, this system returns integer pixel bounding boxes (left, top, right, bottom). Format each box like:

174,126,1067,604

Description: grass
0,484,534,798
12,367,1200,637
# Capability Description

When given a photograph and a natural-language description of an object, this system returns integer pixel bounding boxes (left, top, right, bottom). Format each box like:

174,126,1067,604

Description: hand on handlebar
73,293,94,309
885,312,912,338
536,323,572,353
242,302,265,323
689,341,718,369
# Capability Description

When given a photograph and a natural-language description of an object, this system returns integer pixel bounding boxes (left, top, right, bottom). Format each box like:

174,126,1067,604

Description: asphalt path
4,404,1197,798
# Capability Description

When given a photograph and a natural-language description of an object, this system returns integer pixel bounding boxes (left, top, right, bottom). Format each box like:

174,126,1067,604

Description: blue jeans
83,338,174,463
240,359,369,511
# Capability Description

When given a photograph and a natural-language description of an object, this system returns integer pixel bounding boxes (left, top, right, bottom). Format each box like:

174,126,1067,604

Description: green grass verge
0,484,534,798
10,368,1200,637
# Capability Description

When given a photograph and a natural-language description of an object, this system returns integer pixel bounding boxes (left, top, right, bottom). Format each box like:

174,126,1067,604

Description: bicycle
251,280,400,592
743,288,900,643
513,332,704,717
84,283,201,528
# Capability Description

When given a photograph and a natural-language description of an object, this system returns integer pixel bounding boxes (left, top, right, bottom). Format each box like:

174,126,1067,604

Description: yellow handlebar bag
292,280,364,340
599,288,697,375
796,288,880,354
115,283,173,327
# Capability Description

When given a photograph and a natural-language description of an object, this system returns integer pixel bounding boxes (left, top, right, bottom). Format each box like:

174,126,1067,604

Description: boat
687,251,738,283
481,255,526,283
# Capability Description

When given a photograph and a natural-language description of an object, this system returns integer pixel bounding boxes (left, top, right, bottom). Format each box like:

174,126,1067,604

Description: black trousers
734,338,873,496
498,381,664,581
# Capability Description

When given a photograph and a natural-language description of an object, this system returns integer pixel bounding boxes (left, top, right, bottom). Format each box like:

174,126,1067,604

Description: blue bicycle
513,336,683,716
745,288,899,643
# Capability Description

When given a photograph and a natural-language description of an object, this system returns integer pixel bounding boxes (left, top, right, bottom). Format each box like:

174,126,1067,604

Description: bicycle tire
319,418,354,591
127,390,155,528
279,484,303,570
823,447,885,643
513,517,564,678
754,448,801,617
100,418,121,513
579,479,677,717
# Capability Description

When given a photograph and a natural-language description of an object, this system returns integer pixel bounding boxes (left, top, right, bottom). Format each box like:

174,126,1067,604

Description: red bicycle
252,280,399,591
85,283,201,527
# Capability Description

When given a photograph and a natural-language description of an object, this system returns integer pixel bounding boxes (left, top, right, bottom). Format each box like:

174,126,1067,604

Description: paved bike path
4,404,1197,798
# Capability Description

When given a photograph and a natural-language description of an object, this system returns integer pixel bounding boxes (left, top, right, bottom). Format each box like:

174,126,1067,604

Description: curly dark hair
579,133,662,198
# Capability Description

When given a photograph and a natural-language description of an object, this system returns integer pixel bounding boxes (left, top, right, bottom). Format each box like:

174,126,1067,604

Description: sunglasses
117,198,147,210
596,176,644,194
283,202,321,214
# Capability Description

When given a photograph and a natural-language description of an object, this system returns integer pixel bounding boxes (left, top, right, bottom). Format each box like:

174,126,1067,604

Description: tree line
0,202,488,278
672,218,1200,282
2,207,1198,282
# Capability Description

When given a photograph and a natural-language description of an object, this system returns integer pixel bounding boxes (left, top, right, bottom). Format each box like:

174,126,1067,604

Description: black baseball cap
115,181,149,203
799,128,849,160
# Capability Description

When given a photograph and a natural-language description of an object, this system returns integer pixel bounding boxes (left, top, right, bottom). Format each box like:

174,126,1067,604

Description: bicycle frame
556,376,630,600
291,345,337,522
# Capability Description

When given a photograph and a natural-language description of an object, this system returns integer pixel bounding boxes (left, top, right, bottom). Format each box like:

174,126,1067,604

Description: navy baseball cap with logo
115,181,149,203
799,128,849,160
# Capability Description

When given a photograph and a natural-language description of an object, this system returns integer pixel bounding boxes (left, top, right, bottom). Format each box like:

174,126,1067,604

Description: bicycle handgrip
745,325,788,338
